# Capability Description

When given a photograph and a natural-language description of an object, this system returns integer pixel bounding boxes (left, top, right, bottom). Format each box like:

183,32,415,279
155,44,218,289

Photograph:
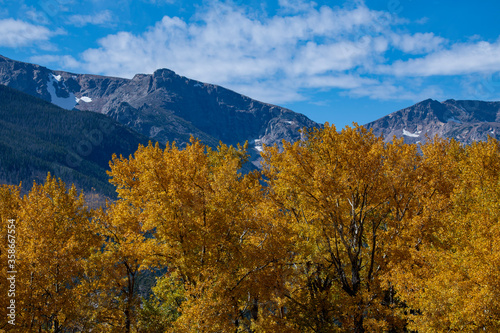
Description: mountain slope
365,99,500,144
0,84,151,197
0,55,318,167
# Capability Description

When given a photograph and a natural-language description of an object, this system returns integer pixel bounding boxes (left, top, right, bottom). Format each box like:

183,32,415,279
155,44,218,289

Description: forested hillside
0,84,151,198
2,124,499,332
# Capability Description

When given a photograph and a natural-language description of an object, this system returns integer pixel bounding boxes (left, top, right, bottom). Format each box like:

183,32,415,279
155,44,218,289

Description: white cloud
19,5,51,25
390,32,446,54
34,1,500,104
305,75,379,89
30,54,80,68
66,10,114,27
348,81,444,101
380,40,500,77
0,18,57,47
25,9,51,25
65,1,395,103
278,0,317,14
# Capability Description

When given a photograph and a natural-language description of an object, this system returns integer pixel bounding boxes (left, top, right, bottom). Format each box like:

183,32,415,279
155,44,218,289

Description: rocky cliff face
0,55,318,167
365,99,500,144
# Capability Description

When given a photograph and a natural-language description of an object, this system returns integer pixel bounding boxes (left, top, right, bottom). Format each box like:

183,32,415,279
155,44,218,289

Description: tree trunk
54,318,61,333
354,301,365,333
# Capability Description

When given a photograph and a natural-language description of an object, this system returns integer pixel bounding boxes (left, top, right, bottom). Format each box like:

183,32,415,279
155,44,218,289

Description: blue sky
1,0,500,128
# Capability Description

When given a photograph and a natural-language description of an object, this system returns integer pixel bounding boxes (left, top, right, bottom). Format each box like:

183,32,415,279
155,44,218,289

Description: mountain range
1,54,500,198
0,55,317,169
366,98,500,144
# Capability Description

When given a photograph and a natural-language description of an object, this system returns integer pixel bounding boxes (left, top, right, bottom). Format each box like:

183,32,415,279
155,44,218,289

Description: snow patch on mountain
254,138,263,152
47,74,77,110
402,129,421,138
76,96,92,103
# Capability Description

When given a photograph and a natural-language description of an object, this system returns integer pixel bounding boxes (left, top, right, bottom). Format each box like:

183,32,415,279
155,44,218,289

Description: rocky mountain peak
153,68,177,78
366,99,500,144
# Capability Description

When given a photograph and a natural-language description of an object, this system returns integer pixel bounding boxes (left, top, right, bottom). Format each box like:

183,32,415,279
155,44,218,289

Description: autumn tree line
1,124,500,332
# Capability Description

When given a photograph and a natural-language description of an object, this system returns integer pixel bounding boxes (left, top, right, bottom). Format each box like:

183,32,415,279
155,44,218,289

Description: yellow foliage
107,138,280,331
4,127,500,332
388,137,500,332
1,175,99,332
260,124,420,332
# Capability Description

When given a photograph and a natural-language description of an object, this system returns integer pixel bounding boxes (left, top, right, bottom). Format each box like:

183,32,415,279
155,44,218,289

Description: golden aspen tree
260,124,423,332
107,138,281,332
81,199,153,333
388,137,500,332
11,175,99,332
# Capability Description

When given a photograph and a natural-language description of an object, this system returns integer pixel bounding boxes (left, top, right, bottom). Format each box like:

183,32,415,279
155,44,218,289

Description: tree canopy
2,125,500,332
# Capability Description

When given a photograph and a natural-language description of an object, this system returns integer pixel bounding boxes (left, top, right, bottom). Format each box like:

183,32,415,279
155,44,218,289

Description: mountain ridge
0,54,318,167
365,98,500,144
3,54,500,177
